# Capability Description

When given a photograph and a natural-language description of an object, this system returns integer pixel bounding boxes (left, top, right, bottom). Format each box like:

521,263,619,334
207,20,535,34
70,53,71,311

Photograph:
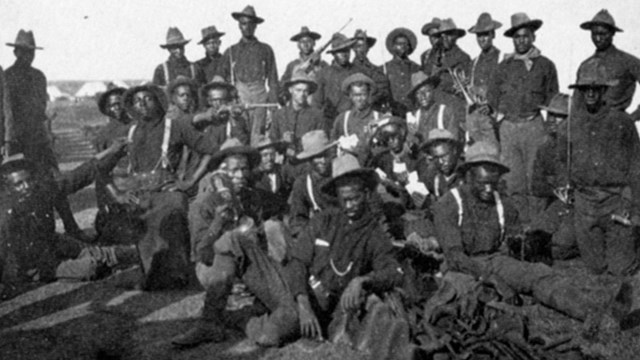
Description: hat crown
545,93,570,115
253,135,276,149
300,26,310,33
240,5,257,17
427,128,457,143
465,141,501,163
575,58,611,86
211,75,227,84
166,27,186,43
332,154,362,179
220,138,245,151
201,25,223,38
470,12,502,33
300,130,331,152
438,18,458,32
353,29,368,39
411,71,430,87
11,29,39,49
592,9,615,25
331,33,350,49
510,13,533,28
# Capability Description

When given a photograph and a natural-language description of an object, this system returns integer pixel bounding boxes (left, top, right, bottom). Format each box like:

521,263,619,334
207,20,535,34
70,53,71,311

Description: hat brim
386,28,417,55
568,79,618,89
459,159,510,174
210,146,261,170
580,21,623,32
295,142,337,161
538,105,568,116
421,136,461,151
199,81,237,100
123,84,168,116
159,40,190,49
98,87,127,116
421,23,440,35
198,33,226,44
341,77,376,94
468,21,503,34
291,32,321,42
6,43,43,50
435,28,466,38
255,140,287,152
504,20,543,37
0,157,35,176
327,38,357,54
232,13,265,24
321,168,379,197
283,79,318,94
408,76,441,100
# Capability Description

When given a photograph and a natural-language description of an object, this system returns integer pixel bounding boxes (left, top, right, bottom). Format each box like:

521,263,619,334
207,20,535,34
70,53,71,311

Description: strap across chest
450,187,505,239
127,117,173,172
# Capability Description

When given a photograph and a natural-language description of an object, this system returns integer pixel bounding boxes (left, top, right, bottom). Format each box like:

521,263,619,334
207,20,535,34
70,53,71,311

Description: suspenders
343,110,380,136
306,174,321,212
450,188,505,240
127,117,173,173
163,62,197,84
436,104,446,129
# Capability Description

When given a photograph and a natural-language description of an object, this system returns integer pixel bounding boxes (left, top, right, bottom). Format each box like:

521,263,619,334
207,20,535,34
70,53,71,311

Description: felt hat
327,33,356,54
352,29,377,48
321,154,378,196
167,75,198,98
295,130,337,160
231,5,264,24
504,13,543,37
123,83,169,115
341,72,376,94
0,153,35,176
421,128,460,150
210,138,261,170
283,72,318,94
199,75,237,100
569,57,618,89
6,29,43,50
160,27,190,49
539,93,570,116
421,17,442,35
97,87,127,116
198,26,225,44
407,71,441,99
386,28,417,55
291,26,321,42
372,115,407,133
580,9,622,32
459,141,509,174
253,135,286,152
434,18,466,38
468,13,503,34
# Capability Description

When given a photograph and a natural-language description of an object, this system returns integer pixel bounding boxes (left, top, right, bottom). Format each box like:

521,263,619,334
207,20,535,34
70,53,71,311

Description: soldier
252,136,292,203
166,75,198,118
351,29,392,113
281,26,327,84
383,28,420,116
468,13,503,91
418,128,464,202
195,26,225,83
367,116,416,186
217,5,279,144
578,9,640,120
0,63,12,158
419,18,442,71
152,27,206,87
488,13,558,196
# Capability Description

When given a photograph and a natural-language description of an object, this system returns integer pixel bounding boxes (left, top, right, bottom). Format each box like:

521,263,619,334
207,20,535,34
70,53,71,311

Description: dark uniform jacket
270,105,326,149
421,44,471,97
195,53,224,83
315,61,359,121
288,171,338,237
384,57,421,115
153,57,207,87
5,63,48,146
471,46,501,91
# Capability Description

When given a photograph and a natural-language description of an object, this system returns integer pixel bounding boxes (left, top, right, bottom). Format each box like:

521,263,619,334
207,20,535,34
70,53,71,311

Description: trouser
528,199,578,260
573,189,637,275
499,116,547,195
236,81,269,145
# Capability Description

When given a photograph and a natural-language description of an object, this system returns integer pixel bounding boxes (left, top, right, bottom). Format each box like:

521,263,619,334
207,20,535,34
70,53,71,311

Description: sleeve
36,71,48,121
265,45,279,103
152,64,165,86
286,212,323,297
625,118,640,211
366,227,403,293
195,64,207,87
288,177,311,237
231,113,251,145
330,113,342,141
487,61,504,113
188,192,220,264
216,47,232,82
280,61,294,85
314,69,327,111
629,56,640,120
531,146,556,198
544,60,559,106
176,117,220,155
56,158,99,195
0,68,5,147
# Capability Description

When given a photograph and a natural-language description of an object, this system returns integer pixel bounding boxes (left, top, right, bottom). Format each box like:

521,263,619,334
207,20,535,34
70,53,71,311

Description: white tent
47,85,73,101
75,81,107,98
109,79,129,89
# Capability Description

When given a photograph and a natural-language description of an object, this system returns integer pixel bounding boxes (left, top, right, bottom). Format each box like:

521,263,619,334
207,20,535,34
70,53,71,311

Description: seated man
286,154,403,342
417,128,464,206
172,138,295,348
252,135,292,202
166,75,198,118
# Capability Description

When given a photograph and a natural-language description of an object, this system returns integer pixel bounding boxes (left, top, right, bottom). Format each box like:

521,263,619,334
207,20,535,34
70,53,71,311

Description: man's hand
340,276,368,311
553,186,571,204
297,295,322,339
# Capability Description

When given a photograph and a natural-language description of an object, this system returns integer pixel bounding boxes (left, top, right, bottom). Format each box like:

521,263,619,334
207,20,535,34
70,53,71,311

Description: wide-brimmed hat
421,128,460,150
539,93,570,116
421,18,442,35
123,83,169,115
253,135,286,152
321,154,378,196
232,5,264,24
504,13,543,37
469,13,503,34
459,141,509,174
434,18,466,38
372,115,407,133
386,28,417,55
327,33,356,54
199,75,237,100
98,87,127,116
296,130,337,160
341,72,376,94
569,58,618,89
291,26,321,42
352,29,376,48
6,29,43,50
408,71,441,100
283,72,318,94
198,26,225,44
210,138,261,170
580,9,623,32
0,153,35,176
167,75,198,99
160,27,190,49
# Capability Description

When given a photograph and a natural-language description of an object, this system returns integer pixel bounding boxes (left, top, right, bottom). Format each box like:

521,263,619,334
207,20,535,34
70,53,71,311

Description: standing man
351,29,392,113
153,27,206,88
384,28,420,116
578,9,640,120
468,13,502,92
195,26,225,83
217,5,279,144
0,63,12,158
419,18,442,72
281,26,327,84
488,13,558,196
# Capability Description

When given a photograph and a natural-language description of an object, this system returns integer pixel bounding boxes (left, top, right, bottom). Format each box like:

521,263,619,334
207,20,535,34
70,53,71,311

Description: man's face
416,84,435,109
289,83,310,107
310,152,331,177
580,86,606,113
206,88,230,110
5,169,34,203
225,155,251,192
476,31,494,52
203,37,221,56
238,17,257,38
430,142,458,176
378,125,405,153
298,36,315,56
106,94,124,121
545,112,567,134
513,28,535,55
427,28,441,47
167,45,185,60
392,35,411,58
441,33,457,51
337,182,367,221
259,147,276,172
14,47,35,66
468,165,502,203
349,84,371,111
353,38,369,60
172,85,194,113
591,25,614,52
132,90,162,121
333,49,351,66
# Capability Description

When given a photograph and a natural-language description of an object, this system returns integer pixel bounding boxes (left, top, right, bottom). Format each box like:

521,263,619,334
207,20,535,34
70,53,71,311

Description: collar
595,44,617,56
480,46,499,57
240,36,258,44
166,56,190,65
351,107,373,119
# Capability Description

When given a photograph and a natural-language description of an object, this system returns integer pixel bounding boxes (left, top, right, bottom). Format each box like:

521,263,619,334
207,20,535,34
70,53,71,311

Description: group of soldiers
1,4,640,357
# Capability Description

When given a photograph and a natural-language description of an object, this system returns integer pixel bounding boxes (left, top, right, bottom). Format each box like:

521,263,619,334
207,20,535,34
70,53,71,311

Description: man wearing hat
419,17,442,69
281,26,328,86
468,13,503,91
433,141,626,322
315,33,358,122
173,138,296,348
288,130,338,237
350,29,392,113
217,5,279,144
0,64,12,159
578,9,640,120
285,153,403,342
417,128,463,202
367,116,416,186
488,12,558,196
166,75,198,118
195,25,225,83
383,28,421,116
153,27,206,88
567,58,640,276
252,135,292,202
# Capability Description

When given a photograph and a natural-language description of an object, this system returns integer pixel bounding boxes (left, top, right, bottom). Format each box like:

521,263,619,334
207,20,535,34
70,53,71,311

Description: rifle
296,18,353,74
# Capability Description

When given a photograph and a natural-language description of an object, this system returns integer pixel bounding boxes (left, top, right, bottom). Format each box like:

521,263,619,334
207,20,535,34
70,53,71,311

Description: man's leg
499,121,526,195
573,203,607,275
605,219,637,276
522,117,547,195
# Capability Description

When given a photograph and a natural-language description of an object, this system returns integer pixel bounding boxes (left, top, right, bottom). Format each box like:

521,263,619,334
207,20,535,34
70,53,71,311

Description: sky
1,0,639,101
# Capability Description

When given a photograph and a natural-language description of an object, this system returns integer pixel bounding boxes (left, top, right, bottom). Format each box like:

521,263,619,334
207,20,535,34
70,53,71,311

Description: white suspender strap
450,187,463,227
437,104,446,130
416,109,422,127
161,118,172,168
163,62,170,85
343,110,351,136
190,64,196,79
373,111,379,120
434,175,441,198
226,120,232,138
307,175,321,212
127,124,137,143
494,191,505,239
